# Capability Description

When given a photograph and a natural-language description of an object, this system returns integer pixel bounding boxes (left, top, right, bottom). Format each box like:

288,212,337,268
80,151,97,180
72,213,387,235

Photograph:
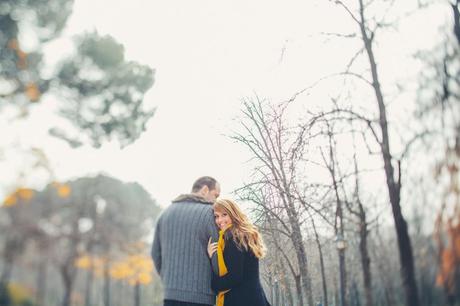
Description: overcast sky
0,0,450,210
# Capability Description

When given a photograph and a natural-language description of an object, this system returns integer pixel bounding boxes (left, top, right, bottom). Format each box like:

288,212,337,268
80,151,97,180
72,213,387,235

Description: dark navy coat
211,236,271,306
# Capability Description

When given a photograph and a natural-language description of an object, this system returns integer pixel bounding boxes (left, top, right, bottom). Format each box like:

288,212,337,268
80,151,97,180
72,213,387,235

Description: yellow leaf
3,194,17,207
25,83,40,102
137,272,152,285
17,188,34,200
75,255,91,269
7,39,18,50
110,261,134,279
7,283,32,305
128,279,137,286
17,50,27,70
57,184,71,198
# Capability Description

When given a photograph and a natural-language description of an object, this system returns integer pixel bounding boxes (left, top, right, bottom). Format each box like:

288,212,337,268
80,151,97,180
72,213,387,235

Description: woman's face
214,209,233,230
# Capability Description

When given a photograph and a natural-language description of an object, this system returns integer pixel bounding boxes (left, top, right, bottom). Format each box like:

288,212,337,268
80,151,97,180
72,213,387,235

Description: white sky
0,0,450,213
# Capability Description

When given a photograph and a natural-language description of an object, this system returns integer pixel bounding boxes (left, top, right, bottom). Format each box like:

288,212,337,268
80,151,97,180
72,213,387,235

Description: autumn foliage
75,253,153,286
435,142,460,299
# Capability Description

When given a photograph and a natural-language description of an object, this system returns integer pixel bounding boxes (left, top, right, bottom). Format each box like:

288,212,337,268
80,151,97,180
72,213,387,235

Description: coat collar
172,193,213,205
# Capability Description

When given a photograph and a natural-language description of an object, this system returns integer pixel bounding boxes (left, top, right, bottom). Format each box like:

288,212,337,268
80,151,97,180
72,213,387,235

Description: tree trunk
0,263,12,285
350,280,362,306
294,274,303,306
357,1,420,305
273,278,280,306
274,256,294,306
275,184,313,306
333,274,340,306
382,268,396,306
339,249,347,306
104,262,111,306
281,272,294,306
418,269,434,306
84,268,94,306
291,219,314,306
312,219,329,306
0,245,15,284
352,152,374,306
0,281,11,306
134,282,140,306
36,260,48,306
60,266,75,306
452,1,460,45
267,213,300,306
267,273,273,304
62,288,72,306
358,207,373,306
325,128,348,306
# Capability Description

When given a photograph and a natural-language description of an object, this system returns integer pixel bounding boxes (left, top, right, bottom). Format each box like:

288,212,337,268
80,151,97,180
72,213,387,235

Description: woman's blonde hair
213,198,266,258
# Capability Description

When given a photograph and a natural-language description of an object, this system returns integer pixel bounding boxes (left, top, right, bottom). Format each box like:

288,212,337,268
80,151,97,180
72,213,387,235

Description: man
152,176,221,306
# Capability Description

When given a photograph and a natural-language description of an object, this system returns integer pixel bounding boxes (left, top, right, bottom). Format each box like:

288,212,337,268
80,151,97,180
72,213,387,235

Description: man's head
191,176,220,202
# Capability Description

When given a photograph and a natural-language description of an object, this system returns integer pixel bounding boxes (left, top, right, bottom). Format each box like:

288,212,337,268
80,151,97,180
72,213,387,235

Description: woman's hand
207,237,218,258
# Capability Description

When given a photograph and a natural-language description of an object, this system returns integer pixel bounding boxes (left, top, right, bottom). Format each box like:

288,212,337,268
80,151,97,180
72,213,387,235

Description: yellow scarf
216,225,232,306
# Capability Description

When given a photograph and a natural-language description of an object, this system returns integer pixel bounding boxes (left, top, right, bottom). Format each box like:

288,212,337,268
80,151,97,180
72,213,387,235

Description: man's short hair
192,176,218,192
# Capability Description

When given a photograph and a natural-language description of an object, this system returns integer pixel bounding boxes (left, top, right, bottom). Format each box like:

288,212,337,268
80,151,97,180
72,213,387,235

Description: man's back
152,195,218,305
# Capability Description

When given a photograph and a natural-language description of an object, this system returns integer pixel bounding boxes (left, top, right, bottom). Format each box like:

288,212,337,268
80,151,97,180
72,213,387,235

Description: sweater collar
172,193,214,205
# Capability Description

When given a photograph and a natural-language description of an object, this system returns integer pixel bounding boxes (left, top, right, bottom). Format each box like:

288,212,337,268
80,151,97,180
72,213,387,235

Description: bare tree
318,1,422,305
318,123,348,306
311,217,329,306
232,96,314,306
346,148,374,306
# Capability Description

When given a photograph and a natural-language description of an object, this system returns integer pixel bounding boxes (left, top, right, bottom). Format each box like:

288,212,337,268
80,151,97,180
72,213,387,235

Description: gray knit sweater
151,194,219,305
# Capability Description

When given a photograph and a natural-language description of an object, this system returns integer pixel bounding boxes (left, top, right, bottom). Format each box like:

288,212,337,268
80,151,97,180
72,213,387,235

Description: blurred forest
1,0,460,306
0,0,161,306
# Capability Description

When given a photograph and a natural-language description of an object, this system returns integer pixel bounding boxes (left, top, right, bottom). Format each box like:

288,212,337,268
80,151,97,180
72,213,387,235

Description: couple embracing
151,176,271,306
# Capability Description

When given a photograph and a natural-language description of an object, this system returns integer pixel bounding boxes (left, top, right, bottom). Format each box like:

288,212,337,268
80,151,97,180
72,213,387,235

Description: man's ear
200,185,209,195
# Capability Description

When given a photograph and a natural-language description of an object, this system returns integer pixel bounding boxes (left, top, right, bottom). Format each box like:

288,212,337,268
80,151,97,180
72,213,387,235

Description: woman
207,198,271,306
